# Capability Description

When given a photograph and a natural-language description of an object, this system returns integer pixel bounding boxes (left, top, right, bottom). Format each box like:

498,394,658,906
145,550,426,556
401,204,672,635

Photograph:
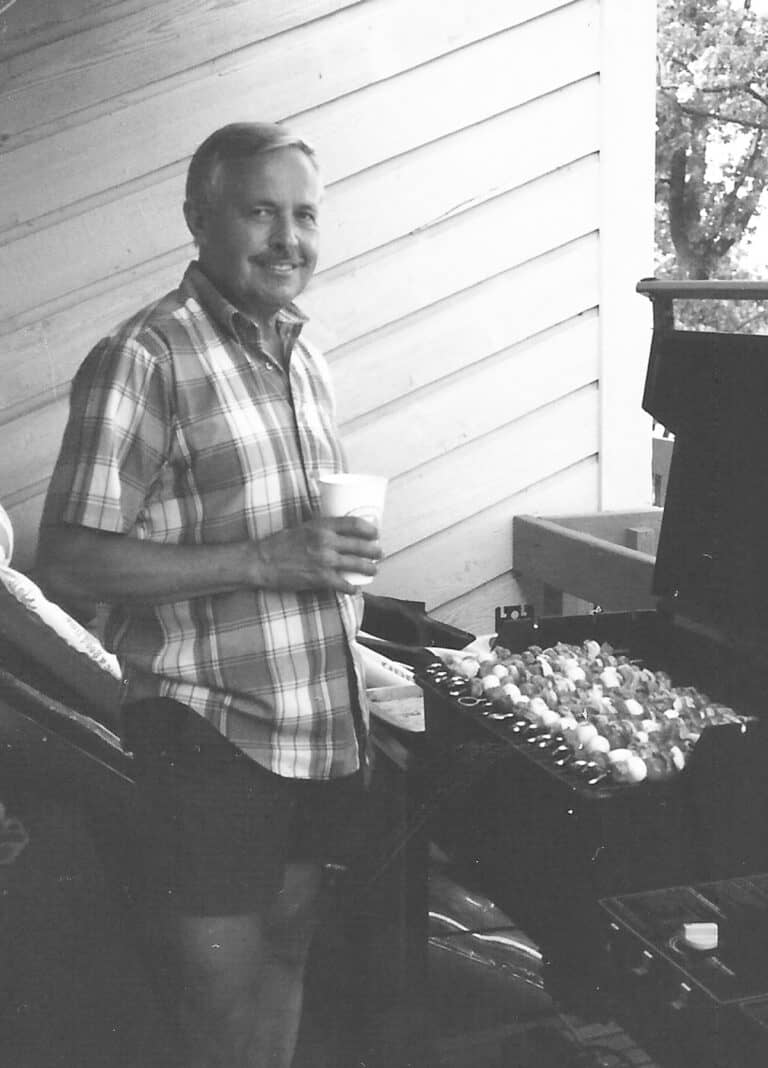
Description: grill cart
416,280,768,1027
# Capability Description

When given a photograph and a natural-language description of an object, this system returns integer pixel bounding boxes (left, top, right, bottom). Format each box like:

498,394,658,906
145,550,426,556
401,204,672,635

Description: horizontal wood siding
304,155,601,351
331,232,600,424
0,0,654,640
381,385,600,558
1,1,361,139
1,0,585,231
0,84,601,326
377,458,600,612
343,313,600,478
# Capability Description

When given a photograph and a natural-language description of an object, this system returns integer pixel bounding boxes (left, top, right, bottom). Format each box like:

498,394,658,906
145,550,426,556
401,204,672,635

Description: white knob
682,922,718,951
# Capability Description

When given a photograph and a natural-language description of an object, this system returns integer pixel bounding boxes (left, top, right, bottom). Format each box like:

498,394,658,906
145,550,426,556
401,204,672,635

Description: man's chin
249,277,307,308
238,287,302,321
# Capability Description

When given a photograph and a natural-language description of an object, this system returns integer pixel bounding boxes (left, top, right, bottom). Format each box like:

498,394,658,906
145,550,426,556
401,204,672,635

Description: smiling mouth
257,261,301,274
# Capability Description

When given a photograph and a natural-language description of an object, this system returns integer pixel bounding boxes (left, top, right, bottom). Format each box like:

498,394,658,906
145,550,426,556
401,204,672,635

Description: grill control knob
682,922,718,951
670,982,693,1011
630,949,654,976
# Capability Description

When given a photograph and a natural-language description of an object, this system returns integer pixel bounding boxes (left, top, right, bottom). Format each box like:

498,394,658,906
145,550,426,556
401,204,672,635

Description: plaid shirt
42,263,367,779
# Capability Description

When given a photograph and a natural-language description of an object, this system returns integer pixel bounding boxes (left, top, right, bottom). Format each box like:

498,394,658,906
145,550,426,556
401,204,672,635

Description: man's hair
185,122,318,210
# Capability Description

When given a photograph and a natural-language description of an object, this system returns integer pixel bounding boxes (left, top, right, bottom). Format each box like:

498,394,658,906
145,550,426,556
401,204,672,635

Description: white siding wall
0,0,655,635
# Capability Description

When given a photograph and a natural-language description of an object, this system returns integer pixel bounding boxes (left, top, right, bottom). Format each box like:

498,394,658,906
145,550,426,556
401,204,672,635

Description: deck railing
636,277,768,331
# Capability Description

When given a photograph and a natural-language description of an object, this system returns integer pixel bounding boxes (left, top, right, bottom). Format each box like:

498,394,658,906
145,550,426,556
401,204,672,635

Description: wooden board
0,78,600,325
1,70,600,411
0,399,68,500
1,0,211,57
0,175,191,321
303,154,600,350
373,457,599,608
381,385,599,556
597,0,656,509
428,573,522,639
512,512,660,612
0,0,593,231
550,510,663,549
1,252,188,420
332,232,600,424
298,36,599,203
2,151,599,423
2,375,599,571
4,314,601,574
4,0,574,142
1,311,598,515
0,0,611,634
318,76,600,272
341,313,600,476
1,0,359,134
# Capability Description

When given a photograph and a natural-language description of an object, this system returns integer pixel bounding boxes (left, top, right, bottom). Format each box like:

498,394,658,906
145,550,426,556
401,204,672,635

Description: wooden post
598,0,657,509
624,526,656,555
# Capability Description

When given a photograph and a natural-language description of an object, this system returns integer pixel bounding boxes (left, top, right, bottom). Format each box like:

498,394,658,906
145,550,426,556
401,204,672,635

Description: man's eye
251,207,272,218
297,211,317,225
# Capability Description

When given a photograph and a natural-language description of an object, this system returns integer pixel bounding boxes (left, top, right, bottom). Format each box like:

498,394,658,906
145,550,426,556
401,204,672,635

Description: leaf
657,0,768,283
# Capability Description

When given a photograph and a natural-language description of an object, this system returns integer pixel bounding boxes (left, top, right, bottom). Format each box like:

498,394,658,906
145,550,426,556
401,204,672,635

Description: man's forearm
36,515,381,609
36,525,256,607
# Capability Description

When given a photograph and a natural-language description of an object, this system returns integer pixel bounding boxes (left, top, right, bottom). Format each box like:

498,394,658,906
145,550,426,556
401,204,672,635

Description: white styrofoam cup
317,473,387,585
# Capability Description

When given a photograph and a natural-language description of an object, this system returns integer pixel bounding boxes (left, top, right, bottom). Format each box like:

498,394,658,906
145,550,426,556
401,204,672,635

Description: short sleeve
42,332,172,535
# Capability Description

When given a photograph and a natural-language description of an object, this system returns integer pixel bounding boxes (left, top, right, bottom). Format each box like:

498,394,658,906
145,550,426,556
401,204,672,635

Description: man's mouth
255,260,301,274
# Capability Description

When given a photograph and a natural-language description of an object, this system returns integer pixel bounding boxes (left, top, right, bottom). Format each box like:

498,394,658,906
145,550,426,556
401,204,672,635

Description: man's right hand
249,516,383,594
35,518,382,608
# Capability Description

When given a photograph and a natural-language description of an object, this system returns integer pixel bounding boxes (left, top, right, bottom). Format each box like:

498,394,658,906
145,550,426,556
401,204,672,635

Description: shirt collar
181,261,308,349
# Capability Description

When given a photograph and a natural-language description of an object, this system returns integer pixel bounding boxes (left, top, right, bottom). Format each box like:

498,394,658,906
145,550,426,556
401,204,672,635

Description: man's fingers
327,515,380,539
336,553,379,577
314,519,382,560
338,537,382,561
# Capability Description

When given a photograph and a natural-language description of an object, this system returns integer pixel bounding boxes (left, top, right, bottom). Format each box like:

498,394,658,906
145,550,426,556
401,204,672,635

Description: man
37,123,382,1067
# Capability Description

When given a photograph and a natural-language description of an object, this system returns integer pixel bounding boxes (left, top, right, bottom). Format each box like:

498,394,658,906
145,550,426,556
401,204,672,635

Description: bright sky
707,1,768,271
745,1,768,271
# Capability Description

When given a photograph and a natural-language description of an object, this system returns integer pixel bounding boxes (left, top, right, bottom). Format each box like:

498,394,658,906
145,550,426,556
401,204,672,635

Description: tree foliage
656,0,768,304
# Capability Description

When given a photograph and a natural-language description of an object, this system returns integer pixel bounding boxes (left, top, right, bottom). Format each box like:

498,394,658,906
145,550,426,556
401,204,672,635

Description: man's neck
194,261,283,334
258,323,286,367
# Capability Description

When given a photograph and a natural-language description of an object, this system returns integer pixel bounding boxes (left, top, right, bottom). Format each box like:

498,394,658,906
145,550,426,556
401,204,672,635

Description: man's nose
270,214,298,250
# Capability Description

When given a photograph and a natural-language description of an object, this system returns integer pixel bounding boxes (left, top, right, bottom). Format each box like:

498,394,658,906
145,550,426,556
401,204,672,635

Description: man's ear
183,199,207,247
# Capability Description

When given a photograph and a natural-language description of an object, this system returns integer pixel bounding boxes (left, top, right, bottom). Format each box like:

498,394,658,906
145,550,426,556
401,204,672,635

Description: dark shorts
119,697,368,916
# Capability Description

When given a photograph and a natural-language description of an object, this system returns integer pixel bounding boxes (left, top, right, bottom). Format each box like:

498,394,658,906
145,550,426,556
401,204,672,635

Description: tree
656,0,768,289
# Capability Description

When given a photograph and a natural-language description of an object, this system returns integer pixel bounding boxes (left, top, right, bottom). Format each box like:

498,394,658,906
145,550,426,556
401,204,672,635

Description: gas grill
416,280,768,1005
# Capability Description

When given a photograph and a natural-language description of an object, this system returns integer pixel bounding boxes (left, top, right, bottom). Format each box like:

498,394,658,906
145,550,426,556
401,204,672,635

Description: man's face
187,147,321,325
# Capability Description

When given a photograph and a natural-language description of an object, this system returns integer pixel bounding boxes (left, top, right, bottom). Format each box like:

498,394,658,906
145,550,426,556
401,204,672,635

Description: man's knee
267,862,324,967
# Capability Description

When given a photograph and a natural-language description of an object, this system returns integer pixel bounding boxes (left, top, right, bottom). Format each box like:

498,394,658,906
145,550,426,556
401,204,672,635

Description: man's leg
150,861,324,1068
253,861,325,1065
170,910,266,1068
